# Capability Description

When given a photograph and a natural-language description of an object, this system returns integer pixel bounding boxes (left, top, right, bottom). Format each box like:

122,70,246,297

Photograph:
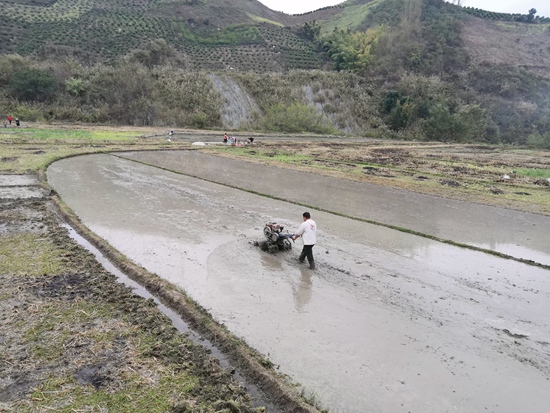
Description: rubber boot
308,260,315,270
298,251,306,263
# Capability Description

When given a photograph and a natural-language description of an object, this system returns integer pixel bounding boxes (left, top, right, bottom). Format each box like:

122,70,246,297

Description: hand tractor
259,223,295,254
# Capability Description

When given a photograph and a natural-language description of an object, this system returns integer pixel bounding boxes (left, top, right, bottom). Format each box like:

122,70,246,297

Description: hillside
0,0,322,71
1,0,549,148
461,17,550,78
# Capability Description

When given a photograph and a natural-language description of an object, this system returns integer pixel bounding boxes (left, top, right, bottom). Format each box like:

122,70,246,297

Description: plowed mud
0,184,269,412
46,153,550,413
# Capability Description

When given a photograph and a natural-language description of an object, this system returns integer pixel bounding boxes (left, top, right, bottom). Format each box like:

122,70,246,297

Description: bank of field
206,140,550,215
0,200,270,412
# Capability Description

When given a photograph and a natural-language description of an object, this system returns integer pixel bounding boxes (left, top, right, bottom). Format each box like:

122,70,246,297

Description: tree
10,68,56,102
65,77,85,96
528,8,537,22
322,27,385,72
298,21,321,42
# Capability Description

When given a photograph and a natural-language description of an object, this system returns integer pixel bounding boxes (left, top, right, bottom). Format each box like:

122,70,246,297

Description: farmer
7,115,13,125
15,118,20,127
292,212,317,270
223,133,228,143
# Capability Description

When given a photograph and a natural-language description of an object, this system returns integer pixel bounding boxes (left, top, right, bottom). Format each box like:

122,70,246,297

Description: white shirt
297,219,317,245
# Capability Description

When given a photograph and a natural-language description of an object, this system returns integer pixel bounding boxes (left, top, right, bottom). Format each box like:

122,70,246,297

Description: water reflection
259,250,283,271
292,267,313,313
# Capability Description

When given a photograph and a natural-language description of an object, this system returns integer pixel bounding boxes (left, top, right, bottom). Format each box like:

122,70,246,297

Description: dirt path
47,153,550,413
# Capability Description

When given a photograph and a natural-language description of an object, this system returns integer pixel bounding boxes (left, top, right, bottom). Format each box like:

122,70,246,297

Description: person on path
15,118,20,127
292,212,317,270
223,133,228,143
7,115,13,125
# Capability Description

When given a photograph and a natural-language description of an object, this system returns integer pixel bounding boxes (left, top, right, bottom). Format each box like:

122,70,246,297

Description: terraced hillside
0,0,323,71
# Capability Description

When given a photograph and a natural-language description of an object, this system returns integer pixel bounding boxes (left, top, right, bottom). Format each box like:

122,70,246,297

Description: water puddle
62,223,280,412
0,175,39,186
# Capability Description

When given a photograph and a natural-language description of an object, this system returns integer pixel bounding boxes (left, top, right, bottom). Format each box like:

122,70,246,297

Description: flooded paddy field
47,152,550,413
123,151,550,266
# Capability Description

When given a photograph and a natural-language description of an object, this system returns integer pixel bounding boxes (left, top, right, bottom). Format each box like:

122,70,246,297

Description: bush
10,68,57,102
12,103,45,122
262,103,336,134
0,54,30,87
526,132,550,149
190,112,209,129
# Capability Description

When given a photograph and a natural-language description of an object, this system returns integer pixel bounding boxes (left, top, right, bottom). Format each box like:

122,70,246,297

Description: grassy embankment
0,126,187,174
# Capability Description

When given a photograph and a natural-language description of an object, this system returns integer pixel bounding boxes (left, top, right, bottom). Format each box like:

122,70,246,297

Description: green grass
26,374,199,413
516,168,550,178
0,234,66,276
26,129,141,142
0,128,153,173
320,0,382,34
24,301,120,360
247,13,284,27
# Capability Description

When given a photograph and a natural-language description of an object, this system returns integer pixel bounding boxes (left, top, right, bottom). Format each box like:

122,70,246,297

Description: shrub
190,111,209,129
0,54,30,87
10,68,57,102
526,132,550,149
65,77,85,96
262,103,336,134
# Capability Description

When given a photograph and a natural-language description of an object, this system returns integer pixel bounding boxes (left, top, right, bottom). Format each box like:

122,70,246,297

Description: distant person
15,118,20,127
223,133,228,143
248,137,254,144
292,212,317,270
7,115,13,125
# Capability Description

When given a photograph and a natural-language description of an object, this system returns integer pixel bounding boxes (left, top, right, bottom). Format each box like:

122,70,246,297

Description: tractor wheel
259,241,268,251
282,239,292,251
268,244,278,254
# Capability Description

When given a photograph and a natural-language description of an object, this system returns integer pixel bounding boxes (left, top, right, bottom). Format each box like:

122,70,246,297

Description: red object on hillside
7,115,13,125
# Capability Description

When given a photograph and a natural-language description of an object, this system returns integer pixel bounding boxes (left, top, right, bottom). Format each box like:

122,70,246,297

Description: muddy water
62,224,280,412
47,154,550,413
0,175,47,199
123,151,550,266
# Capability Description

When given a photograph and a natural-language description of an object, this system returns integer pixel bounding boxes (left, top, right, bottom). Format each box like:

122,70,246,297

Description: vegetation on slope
0,0,549,148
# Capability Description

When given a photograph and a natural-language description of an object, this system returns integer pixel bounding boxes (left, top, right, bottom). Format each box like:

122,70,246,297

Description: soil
203,140,550,216
0,191,271,412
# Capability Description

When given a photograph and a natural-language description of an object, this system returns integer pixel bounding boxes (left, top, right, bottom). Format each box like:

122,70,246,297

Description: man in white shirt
292,212,317,270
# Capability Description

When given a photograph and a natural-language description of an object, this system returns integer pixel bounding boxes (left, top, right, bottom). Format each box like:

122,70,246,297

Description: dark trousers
299,244,314,267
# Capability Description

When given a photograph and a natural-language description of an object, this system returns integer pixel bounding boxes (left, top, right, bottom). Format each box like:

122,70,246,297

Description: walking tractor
258,223,295,254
